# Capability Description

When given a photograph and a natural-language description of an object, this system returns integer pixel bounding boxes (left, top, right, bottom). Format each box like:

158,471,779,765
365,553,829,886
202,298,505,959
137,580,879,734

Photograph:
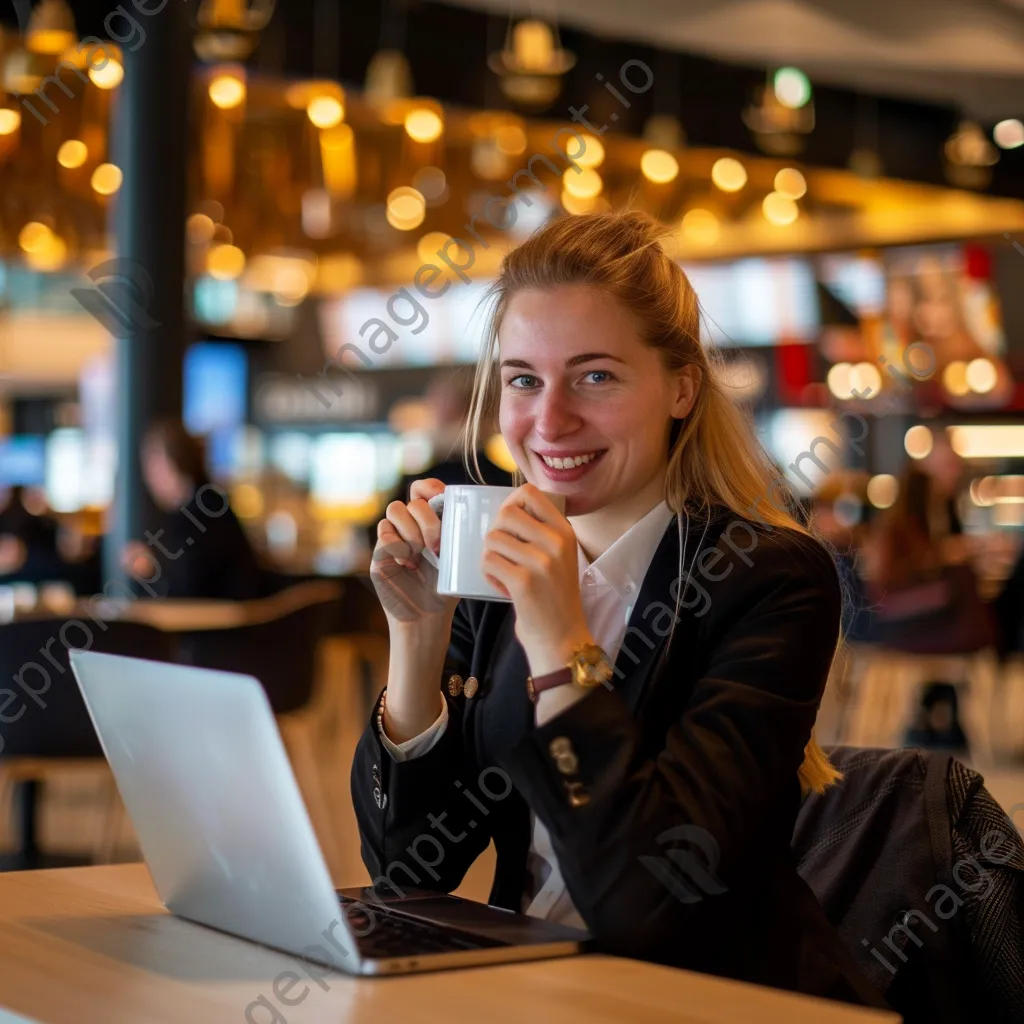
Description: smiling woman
355,210,890,1011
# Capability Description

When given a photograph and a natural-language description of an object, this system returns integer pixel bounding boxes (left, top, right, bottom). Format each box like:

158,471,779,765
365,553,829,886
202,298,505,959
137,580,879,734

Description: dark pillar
104,3,192,585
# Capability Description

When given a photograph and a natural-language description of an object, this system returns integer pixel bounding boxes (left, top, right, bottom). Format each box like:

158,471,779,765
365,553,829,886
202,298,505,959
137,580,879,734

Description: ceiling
444,0,1024,119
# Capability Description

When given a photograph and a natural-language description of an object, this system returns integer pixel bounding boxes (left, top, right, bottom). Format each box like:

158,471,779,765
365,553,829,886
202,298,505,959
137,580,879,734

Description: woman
122,420,266,600
864,464,992,750
353,212,886,1007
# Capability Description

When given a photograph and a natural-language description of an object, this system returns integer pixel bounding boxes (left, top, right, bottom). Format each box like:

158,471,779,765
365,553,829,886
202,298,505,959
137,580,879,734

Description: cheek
498,401,529,447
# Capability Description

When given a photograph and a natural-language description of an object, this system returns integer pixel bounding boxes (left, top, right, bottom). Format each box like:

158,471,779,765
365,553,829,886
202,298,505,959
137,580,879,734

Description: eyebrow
498,352,628,370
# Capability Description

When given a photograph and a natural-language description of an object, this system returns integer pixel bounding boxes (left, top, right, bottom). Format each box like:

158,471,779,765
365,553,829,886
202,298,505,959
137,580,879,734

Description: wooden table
0,865,900,1024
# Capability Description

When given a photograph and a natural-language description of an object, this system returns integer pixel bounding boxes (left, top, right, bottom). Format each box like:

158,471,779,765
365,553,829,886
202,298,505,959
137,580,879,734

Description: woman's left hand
481,483,593,676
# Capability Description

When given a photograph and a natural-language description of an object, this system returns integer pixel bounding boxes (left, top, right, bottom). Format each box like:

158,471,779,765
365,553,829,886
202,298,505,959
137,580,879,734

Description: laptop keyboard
339,896,505,958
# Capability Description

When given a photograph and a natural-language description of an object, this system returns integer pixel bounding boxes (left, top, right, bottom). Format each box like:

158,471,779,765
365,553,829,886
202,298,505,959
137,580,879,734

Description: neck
568,467,668,562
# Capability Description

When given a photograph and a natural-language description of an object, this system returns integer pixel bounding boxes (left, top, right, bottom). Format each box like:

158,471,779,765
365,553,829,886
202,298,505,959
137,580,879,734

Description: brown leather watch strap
526,666,573,703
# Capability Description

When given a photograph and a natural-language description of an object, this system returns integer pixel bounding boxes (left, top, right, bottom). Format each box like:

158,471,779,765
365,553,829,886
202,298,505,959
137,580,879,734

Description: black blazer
352,507,889,1009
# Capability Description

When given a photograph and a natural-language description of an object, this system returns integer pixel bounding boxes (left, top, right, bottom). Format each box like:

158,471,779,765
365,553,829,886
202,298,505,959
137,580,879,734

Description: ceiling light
762,191,799,225
404,107,443,143
209,72,246,110
711,157,747,192
208,243,246,280
562,167,603,199
994,119,1024,150
0,109,21,135
308,95,344,129
774,167,806,199
904,425,934,460
90,163,123,195
640,149,679,184
866,474,898,509
681,209,720,246
57,139,88,168
774,67,811,110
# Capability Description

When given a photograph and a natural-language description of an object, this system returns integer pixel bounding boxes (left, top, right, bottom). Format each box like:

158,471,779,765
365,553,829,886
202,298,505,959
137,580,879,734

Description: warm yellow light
577,134,605,168
681,209,720,246
774,167,807,199
563,167,602,199
640,148,679,184
966,357,997,394
89,58,123,89
485,433,519,473
867,474,899,510
187,213,216,244
827,363,852,398
495,123,527,156
91,163,123,195
561,189,596,215
0,109,21,135
19,221,53,253
386,186,426,230
763,191,799,226
25,234,67,272
417,231,451,264
404,107,443,143
905,425,934,460
208,243,246,280
231,483,264,520
943,360,970,397
950,425,1024,459
209,74,246,110
711,157,747,192
57,139,88,168
849,362,881,395
320,123,357,199
511,19,557,72
308,95,344,129
27,30,75,57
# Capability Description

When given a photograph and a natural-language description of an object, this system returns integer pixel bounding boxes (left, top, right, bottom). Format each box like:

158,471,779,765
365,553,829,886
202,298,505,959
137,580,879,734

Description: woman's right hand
370,478,459,631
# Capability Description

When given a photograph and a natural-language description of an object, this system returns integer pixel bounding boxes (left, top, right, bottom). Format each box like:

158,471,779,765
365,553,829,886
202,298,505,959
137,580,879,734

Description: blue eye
583,370,614,384
506,374,539,389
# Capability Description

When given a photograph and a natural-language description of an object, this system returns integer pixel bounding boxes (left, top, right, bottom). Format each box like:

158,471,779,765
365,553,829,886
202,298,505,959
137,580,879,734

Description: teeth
541,452,598,469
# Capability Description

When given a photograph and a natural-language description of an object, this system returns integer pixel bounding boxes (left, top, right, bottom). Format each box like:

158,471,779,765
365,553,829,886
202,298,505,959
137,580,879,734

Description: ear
670,364,701,419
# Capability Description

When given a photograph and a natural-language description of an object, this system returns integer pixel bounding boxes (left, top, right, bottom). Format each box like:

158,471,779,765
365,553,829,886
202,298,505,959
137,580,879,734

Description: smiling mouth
536,451,604,470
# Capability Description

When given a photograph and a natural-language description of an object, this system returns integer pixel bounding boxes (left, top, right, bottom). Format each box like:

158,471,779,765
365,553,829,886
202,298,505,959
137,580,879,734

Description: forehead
497,284,640,362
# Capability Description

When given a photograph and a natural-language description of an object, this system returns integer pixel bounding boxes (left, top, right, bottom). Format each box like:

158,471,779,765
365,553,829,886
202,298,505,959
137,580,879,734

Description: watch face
572,643,614,689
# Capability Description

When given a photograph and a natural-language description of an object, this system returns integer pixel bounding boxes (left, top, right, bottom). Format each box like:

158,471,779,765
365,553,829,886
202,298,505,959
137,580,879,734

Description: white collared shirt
379,500,676,928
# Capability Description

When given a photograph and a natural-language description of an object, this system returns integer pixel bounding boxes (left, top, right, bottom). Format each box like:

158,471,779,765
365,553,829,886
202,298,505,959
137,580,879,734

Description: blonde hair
464,210,840,795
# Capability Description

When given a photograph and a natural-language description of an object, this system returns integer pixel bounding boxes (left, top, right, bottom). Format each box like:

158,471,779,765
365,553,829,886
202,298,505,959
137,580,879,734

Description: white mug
421,485,566,602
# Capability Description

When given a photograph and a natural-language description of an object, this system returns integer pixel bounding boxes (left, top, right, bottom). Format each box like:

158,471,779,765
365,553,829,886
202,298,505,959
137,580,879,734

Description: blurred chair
793,746,1024,1024
842,647,1000,763
175,580,348,878
0,619,177,867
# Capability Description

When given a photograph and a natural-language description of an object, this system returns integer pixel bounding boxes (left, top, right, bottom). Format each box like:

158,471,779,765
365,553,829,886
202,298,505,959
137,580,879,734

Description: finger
504,483,564,527
492,504,559,554
385,501,426,564
406,498,442,556
408,477,446,503
375,519,416,570
483,529,552,574
481,550,526,596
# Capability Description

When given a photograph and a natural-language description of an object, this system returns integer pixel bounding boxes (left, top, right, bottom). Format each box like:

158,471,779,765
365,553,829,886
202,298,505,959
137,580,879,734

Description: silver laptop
69,650,585,976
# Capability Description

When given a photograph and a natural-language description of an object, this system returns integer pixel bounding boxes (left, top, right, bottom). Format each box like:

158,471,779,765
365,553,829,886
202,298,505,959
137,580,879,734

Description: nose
533,384,582,441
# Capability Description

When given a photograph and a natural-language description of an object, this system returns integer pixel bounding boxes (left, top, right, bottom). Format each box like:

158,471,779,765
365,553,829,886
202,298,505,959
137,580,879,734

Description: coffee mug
420,485,566,601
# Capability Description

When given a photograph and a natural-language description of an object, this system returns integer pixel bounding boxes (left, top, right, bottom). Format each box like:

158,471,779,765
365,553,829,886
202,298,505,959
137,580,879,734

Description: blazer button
464,676,479,699
549,736,573,758
555,752,579,775
447,674,464,697
565,780,590,807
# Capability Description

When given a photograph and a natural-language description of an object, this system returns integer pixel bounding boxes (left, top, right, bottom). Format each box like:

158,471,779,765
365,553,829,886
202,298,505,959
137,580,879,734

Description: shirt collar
576,501,675,603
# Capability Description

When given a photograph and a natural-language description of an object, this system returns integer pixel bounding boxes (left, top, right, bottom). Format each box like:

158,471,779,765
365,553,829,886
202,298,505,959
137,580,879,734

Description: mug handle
419,492,446,570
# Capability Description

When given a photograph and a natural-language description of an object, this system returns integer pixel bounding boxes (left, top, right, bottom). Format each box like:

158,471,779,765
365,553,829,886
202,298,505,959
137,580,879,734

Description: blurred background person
394,367,514,499
121,420,268,600
0,484,63,580
863,464,993,751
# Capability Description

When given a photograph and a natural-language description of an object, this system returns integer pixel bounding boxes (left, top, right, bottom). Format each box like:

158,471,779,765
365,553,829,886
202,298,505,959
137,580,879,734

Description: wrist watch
527,641,614,703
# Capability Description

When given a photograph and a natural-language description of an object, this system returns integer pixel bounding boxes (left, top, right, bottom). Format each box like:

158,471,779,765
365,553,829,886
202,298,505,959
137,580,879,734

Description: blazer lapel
610,511,709,714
